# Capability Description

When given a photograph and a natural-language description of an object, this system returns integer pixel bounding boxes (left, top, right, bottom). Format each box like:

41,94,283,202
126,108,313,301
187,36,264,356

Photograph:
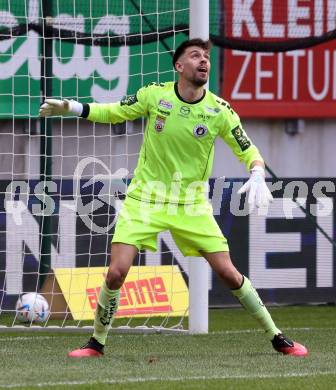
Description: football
15,293,50,323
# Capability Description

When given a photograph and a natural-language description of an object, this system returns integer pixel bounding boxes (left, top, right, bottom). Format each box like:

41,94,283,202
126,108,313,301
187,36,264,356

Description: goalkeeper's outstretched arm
39,86,149,124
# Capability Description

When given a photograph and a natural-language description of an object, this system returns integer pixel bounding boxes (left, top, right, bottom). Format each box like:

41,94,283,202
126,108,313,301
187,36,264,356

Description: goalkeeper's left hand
237,165,273,208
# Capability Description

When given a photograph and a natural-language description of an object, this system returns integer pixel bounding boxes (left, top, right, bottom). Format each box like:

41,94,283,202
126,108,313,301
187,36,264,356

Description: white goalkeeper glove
237,165,273,209
39,99,83,117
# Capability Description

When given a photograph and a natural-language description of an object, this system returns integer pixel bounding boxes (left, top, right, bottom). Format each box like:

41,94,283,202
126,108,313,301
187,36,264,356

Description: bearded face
175,46,210,86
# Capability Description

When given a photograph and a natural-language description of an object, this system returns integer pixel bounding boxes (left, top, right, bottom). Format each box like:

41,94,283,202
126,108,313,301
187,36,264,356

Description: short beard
192,77,208,87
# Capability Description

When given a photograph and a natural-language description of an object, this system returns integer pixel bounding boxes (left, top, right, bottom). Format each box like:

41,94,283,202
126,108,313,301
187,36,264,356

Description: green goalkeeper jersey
85,81,263,204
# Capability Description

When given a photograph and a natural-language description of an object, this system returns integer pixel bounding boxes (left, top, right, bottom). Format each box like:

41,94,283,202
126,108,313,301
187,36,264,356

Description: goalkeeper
40,38,308,358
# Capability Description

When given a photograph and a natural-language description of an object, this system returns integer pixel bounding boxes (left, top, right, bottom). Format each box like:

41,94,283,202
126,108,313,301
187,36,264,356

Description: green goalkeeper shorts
112,196,229,256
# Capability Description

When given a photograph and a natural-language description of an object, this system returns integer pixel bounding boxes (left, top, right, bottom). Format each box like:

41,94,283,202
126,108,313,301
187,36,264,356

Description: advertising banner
0,0,218,118
53,266,188,320
222,0,336,117
0,177,335,310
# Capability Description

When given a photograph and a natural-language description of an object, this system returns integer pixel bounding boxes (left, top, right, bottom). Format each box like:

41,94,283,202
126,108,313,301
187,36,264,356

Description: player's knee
105,268,127,290
217,268,242,289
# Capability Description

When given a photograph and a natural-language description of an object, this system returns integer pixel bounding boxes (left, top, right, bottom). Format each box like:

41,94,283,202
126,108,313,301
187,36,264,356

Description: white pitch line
210,327,336,335
0,371,335,389
0,327,334,341
0,336,55,342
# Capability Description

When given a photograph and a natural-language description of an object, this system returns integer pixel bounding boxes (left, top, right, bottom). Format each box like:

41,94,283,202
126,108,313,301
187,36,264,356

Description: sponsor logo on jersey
179,106,190,117
120,94,138,106
231,126,251,151
154,115,166,132
193,124,208,138
205,106,221,114
158,108,170,116
159,99,173,109
198,113,211,121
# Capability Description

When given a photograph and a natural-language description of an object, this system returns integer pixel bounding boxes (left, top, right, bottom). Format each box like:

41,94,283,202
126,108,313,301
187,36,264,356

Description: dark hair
172,38,211,69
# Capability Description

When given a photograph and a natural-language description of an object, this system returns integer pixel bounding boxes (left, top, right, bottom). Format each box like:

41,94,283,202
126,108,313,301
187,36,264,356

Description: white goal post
188,0,210,334
0,0,210,334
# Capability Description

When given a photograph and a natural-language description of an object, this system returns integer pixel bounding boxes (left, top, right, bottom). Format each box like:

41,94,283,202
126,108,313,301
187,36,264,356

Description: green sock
93,282,120,346
231,276,281,340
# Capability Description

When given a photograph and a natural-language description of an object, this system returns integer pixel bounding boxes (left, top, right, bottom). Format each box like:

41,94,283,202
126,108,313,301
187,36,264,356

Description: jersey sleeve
86,86,149,124
218,104,264,170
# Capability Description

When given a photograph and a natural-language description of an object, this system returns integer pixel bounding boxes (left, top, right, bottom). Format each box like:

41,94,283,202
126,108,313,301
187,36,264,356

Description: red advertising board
221,0,336,118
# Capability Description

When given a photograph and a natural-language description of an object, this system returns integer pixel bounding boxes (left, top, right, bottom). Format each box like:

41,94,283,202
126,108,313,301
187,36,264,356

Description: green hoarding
0,0,219,118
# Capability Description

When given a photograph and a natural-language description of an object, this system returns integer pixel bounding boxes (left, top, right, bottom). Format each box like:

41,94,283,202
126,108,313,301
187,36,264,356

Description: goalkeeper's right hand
39,99,83,117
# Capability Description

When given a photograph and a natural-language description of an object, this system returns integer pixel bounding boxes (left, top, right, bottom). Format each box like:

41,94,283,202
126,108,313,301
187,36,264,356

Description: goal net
0,0,214,333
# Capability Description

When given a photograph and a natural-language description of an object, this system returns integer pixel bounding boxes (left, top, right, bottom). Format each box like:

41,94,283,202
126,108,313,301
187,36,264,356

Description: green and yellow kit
83,81,263,255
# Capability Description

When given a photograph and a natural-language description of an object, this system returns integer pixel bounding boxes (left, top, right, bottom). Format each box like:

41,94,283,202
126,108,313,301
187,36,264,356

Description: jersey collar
174,82,206,105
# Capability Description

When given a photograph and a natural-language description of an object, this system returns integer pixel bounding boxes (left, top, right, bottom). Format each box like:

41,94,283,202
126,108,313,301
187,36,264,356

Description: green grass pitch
0,306,335,389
